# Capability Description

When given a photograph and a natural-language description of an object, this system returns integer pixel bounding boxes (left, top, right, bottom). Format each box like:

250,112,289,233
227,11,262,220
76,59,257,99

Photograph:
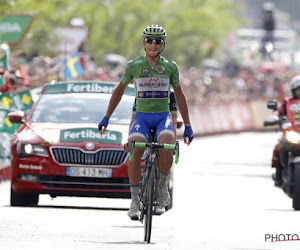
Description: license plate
66,167,112,178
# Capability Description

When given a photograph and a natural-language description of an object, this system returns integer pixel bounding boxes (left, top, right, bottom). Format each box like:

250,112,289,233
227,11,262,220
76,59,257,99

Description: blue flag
64,52,84,80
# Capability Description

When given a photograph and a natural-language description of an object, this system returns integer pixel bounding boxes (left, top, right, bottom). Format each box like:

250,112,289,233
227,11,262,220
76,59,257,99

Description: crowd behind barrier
0,50,299,182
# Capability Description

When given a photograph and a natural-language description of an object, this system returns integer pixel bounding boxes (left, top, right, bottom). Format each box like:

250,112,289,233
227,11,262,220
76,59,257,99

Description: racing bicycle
129,138,179,243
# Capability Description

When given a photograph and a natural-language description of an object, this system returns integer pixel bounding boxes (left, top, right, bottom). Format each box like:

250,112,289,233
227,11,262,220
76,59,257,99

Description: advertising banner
0,14,33,46
54,27,88,53
0,108,15,134
11,90,33,111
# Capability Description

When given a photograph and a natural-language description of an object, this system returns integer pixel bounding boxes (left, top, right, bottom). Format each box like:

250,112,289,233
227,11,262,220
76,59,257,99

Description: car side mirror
176,120,183,129
8,110,25,124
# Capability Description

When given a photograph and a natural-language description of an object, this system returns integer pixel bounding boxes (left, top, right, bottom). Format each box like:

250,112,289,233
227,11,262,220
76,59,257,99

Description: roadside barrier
188,98,271,137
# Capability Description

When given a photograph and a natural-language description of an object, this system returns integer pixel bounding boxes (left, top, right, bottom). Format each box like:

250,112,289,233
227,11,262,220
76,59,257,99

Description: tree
0,0,241,68
162,0,240,67
0,0,74,57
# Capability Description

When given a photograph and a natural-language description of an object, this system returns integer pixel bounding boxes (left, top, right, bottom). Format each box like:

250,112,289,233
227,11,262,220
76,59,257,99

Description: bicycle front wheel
144,163,156,243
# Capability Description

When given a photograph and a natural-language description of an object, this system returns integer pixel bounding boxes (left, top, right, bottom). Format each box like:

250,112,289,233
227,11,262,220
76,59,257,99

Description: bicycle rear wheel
144,163,156,243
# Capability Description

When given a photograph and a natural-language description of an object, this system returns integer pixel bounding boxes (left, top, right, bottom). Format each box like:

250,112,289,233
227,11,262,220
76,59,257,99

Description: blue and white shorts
129,112,174,142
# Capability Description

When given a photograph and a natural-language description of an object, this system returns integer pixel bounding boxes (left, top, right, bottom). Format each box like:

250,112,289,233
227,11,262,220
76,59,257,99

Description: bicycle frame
129,139,179,243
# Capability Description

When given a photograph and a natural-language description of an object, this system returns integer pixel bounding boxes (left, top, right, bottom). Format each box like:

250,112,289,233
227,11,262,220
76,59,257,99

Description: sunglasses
144,37,164,45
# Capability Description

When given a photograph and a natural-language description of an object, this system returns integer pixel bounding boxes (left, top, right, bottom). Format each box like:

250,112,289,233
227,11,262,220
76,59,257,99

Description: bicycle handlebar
135,142,175,149
129,140,179,164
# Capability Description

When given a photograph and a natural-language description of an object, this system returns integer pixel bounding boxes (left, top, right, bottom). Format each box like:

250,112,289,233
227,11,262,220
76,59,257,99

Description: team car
8,81,137,206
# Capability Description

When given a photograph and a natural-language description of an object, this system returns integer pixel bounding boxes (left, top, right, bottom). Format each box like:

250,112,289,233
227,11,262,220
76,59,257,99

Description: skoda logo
85,142,95,150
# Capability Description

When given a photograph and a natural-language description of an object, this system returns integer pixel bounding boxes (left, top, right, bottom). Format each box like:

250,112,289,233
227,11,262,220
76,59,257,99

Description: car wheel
10,187,39,206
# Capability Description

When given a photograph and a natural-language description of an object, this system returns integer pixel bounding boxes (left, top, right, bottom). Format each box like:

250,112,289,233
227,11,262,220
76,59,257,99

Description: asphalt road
1,132,300,250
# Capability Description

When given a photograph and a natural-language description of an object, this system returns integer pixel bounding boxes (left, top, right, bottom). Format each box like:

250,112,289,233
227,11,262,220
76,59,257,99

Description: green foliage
0,0,241,68
1,0,74,57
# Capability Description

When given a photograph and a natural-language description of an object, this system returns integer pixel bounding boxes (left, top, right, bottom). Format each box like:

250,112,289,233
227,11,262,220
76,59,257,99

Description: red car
9,81,135,206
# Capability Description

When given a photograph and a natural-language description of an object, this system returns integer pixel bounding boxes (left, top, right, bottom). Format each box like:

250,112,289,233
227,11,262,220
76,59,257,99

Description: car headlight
285,131,300,144
17,142,49,158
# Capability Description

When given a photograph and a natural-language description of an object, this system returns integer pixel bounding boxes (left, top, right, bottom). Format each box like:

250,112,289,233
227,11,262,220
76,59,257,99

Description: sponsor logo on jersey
142,68,149,75
153,65,165,74
140,68,150,77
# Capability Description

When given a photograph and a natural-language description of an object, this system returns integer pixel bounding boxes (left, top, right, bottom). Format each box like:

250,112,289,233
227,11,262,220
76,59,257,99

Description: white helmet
291,75,300,98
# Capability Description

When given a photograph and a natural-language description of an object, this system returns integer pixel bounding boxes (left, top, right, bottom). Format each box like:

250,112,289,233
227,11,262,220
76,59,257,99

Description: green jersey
121,55,180,113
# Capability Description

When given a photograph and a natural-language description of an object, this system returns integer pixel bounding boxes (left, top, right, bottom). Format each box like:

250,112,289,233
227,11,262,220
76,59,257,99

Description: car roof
41,81,135,96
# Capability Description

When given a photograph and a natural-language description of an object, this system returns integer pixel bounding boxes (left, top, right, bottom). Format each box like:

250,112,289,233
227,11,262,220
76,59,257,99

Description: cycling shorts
129,112,175,142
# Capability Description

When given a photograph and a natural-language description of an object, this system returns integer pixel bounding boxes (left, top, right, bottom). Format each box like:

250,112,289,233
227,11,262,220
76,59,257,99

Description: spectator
261,2,276,58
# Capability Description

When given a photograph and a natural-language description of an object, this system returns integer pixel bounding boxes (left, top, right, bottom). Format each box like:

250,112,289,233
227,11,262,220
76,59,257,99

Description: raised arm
98,82,127,134
173,85,194,144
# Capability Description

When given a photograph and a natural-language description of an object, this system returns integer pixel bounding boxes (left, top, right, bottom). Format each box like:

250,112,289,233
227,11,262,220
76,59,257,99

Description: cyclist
271,75,300,186
126,90,178,215
98,24,194,220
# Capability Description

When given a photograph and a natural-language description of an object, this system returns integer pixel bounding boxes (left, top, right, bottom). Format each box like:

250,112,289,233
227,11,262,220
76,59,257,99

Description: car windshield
29,93,134,125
